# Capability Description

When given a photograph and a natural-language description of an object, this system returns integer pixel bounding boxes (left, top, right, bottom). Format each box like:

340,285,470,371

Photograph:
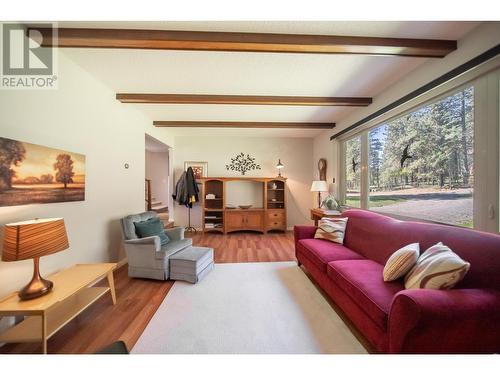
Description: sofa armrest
165,227,185,241
293,225,317,245
389,288,500,353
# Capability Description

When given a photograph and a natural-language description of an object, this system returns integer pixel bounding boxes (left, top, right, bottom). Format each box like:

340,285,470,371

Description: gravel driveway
371,193,472,225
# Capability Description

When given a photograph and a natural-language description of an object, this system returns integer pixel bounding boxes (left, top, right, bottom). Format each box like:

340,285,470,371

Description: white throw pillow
314,217,348,244
404,242,470,289
383,243,420,282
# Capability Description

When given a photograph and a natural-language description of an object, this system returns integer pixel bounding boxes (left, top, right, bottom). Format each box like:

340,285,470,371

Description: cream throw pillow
314,217,348,244
383,243,420,282
404,242,470,289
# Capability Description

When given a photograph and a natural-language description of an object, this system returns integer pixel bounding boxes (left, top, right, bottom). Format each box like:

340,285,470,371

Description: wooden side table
0,263,117,354
310,208,342,226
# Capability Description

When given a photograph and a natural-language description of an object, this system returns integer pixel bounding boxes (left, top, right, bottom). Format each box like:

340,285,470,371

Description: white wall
312,133,339,197
0,50,174,297
172,136,313,229
312,22,500,194
145,150,170,208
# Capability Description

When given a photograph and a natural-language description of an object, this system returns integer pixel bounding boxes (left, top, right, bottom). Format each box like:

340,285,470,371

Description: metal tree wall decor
225,152,261,175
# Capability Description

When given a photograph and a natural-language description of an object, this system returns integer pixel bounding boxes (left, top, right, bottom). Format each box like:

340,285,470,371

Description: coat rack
185,205,196,233
172,168,200,233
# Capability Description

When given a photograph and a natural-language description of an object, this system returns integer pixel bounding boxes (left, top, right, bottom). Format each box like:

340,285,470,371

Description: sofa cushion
405,242,470,289
383,243,419,281
298,238,364,272
314,217,348,244
327,259,404,329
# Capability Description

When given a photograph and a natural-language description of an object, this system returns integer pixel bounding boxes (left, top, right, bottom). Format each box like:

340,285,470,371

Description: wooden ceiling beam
116,93,372,107
153,121,336,129
31,28,457,57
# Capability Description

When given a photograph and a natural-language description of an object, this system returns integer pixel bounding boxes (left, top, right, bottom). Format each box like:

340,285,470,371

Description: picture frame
0,136,86,207
184,161,208,180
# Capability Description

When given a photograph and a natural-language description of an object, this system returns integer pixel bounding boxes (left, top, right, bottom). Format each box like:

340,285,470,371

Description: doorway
145,134,173,227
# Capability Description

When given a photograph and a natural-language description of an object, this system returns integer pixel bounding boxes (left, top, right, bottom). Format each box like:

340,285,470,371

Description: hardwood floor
192,230,296,263
0,231,296,354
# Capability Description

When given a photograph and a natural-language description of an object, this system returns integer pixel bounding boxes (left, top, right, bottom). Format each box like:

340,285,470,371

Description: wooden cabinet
246,210,264,230
225,210,244,231
201,177,286,234
225,209,264,233
266,209,286,231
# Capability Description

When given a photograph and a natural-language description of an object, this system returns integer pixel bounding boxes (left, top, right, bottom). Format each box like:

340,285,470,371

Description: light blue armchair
120,211,192,280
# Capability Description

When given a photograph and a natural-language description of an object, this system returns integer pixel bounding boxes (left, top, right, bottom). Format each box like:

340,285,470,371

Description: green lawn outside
345,196,408,208
458,219,473,228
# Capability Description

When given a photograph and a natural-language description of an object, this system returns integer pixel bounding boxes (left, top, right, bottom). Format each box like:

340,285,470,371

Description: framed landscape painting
184,161,208,180
0,137,86,207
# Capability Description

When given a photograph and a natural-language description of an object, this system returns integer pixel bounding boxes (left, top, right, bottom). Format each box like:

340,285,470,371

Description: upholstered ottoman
169,246,214,283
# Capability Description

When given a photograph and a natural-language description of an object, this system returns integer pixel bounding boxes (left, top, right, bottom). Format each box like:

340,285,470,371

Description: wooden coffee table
0,263,117,354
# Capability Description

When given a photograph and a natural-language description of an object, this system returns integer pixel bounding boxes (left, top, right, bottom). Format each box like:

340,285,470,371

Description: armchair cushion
165,226,185,242
134,217,170,246
156,238,193,259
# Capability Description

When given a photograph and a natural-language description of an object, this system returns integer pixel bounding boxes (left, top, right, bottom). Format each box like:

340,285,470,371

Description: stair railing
145,179,152,211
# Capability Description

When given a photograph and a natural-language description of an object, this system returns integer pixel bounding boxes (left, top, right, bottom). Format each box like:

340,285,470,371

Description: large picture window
344,137,361,208
343,87,475,227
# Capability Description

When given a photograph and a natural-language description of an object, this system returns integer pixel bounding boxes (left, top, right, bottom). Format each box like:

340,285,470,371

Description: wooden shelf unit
200,177,287,234
202,179,225,232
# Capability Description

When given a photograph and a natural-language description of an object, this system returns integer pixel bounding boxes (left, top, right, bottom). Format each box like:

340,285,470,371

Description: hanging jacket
172,171,188,206
185,167,199,208
172,167,199,208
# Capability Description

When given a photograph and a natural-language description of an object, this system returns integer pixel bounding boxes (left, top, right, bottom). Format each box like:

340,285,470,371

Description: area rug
132,262,367,354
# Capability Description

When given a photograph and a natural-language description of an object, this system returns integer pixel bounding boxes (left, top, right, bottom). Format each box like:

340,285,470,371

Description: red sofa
294,209,500,353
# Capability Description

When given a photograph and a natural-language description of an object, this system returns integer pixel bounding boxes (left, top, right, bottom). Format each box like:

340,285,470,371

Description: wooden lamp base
18,257,53,300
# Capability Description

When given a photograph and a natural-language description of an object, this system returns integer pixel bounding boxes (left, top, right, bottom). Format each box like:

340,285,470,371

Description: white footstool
169,246,214,283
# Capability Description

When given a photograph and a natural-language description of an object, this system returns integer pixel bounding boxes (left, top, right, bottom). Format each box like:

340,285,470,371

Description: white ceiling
61,21,481,138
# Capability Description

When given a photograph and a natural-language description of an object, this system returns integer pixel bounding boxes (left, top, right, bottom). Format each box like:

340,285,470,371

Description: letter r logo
2,24,53,76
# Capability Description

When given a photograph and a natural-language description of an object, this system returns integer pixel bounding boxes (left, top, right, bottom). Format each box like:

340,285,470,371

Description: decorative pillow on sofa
314,217,348,244
383,243,419,282
134,217,170,246
404,242,470,289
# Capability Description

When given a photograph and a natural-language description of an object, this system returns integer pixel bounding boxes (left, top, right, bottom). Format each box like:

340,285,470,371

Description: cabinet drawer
267,219,285,229
267,210,285,220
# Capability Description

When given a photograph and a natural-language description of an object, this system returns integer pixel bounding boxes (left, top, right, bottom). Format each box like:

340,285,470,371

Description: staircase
146,179,174,228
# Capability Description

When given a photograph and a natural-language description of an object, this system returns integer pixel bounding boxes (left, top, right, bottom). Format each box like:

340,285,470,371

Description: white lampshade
310,180,328,192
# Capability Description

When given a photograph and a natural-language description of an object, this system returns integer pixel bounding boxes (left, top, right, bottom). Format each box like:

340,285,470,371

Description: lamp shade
2,218,69,262
310,180,328,192
276,159,284,169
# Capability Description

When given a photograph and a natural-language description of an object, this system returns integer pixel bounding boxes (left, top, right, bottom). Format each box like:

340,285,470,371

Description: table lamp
310,181,329,208
2,218,69,300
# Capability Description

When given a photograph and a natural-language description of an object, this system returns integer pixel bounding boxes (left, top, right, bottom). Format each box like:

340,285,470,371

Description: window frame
337,66,500,232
